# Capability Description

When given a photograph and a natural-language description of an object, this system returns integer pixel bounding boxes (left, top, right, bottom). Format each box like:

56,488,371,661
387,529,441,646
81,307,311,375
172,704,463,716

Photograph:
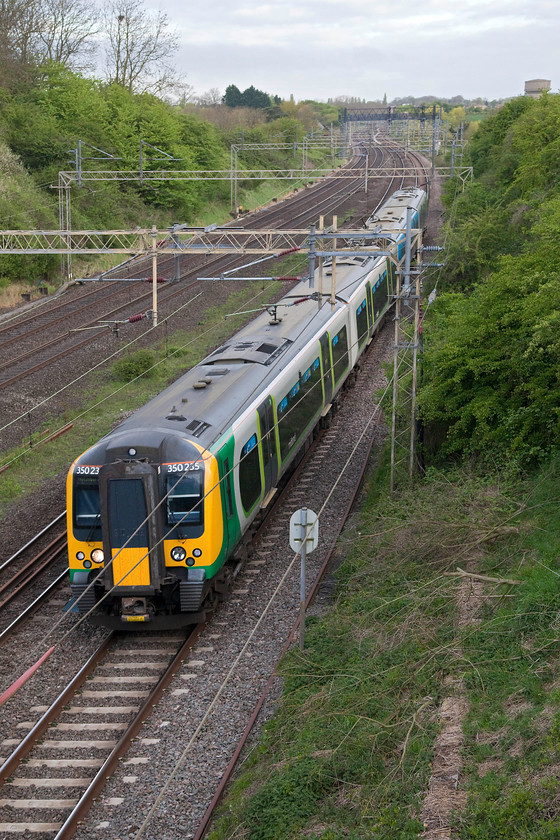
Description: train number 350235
166,462,201,473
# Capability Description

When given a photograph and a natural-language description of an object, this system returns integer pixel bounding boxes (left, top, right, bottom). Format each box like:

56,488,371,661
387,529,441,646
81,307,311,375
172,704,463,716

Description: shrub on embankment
420,93,560,469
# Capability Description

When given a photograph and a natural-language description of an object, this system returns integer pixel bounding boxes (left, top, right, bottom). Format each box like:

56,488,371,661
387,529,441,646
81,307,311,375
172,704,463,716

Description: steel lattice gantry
341,105,441,124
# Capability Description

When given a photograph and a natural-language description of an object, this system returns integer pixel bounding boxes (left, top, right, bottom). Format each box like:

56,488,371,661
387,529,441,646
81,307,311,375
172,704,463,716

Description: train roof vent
166,406,187,421
205,336,291,366
211,343,230,355
186,419,211,438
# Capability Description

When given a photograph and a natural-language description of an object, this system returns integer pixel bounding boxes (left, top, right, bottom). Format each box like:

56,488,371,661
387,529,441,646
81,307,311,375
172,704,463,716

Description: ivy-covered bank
420,93,560,469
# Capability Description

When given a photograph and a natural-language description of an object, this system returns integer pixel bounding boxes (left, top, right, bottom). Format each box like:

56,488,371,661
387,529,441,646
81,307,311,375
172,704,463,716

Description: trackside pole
289,508,319,651
299,508,307,651
331,216,338,308
151,225,158,327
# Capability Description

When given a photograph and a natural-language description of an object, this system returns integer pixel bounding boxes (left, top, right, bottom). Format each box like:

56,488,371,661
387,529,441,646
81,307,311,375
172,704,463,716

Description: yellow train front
67,427,226,629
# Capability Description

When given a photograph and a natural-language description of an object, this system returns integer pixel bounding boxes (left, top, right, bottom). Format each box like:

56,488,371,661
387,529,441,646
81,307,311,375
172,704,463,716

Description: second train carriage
67,187,427,628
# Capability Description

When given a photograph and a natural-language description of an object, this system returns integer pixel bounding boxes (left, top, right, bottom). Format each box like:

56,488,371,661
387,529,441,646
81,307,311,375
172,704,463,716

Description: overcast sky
164,0,558,102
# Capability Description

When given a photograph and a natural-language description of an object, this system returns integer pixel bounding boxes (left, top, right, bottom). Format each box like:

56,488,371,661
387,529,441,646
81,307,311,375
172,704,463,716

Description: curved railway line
0,141,426,453
0,140,432,838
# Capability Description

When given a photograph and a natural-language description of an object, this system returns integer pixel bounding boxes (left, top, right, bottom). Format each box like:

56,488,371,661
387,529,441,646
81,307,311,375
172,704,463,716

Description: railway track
0,143,411,418
0,316,393,839
0,151,382,453
0,143,432,836
0,140,424,458
0,514,68,640
0,630,199,837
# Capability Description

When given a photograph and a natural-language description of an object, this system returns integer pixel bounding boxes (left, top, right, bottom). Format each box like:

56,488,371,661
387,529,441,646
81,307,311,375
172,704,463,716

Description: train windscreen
166,472,204,528
73,475,101,539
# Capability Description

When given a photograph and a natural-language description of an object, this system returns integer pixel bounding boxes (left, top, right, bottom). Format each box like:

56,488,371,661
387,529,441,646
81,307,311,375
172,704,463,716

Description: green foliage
0,141,58,280
420,258,560,465
456,777,560,839
223,83,276,110
111,349,156,381
0,64,334,284
0,63,233,233
242,758,331,840
466,96,534,180
422,92,560,468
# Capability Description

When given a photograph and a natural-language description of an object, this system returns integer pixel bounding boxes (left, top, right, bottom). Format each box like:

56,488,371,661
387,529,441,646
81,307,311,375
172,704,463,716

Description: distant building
524,79,551,98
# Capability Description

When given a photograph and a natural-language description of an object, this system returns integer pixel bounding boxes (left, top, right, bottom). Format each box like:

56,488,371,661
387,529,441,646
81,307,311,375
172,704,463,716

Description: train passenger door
257,396,278,497
99,461,164,592
366,282,374,334
320,333,333,404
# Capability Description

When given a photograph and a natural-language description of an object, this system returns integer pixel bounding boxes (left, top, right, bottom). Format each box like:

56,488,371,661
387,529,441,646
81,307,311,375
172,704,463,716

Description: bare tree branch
0,0,42,77
37,0,99,71
103,0,180,95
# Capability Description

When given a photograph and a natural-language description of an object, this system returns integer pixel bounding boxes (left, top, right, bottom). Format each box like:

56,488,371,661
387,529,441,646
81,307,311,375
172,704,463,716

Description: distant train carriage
67,187,427,629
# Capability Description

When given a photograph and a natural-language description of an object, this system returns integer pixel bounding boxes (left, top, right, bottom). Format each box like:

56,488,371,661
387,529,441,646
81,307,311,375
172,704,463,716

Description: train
67,187,427,629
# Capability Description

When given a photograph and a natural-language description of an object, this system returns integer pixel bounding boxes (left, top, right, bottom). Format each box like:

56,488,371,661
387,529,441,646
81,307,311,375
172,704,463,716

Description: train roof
364,187,426,235
111,253,384,452
84,188,427,460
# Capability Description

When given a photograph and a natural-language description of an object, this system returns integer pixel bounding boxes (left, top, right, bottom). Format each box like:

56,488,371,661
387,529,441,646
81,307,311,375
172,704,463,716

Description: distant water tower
524,79,551,98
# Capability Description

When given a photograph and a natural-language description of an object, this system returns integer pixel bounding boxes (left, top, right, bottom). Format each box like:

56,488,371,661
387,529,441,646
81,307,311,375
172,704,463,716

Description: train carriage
67,187,427,628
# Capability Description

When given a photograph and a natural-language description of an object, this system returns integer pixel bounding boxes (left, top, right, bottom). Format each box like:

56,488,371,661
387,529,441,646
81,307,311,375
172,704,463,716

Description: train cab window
239,433,262,513
331,326,349,382
166,472,204,529
356,298,368,345
73,476,101,538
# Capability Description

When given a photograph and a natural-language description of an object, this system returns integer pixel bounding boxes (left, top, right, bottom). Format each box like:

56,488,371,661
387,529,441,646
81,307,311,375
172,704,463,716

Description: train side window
239,433,262,513
277,357,322,461
372,269,388,318
331,326,349,382
356,298,368,345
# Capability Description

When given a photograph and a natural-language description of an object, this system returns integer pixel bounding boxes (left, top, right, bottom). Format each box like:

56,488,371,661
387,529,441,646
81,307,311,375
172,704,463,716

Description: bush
112,349,156,381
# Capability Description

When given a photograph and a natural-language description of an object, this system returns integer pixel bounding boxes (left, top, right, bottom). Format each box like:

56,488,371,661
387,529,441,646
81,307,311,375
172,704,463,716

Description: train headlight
186,557,195,566
91,549,104,564
192,548,202,558
76,551,85,561
171,546,187,562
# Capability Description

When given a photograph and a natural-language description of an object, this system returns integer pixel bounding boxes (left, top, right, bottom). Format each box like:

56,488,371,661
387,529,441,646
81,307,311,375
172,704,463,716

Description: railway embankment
207,458,560,840
207,94,560,840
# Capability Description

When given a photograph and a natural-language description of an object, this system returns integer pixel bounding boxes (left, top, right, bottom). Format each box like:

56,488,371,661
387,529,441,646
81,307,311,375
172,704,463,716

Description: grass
207,456,560,839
